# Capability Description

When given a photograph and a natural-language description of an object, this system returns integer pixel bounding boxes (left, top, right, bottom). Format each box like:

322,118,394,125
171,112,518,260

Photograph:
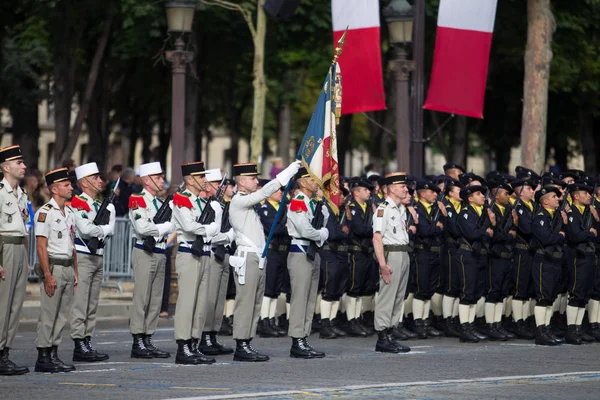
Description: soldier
257,184,290,338
439,178,464,338
0,145,30,375
456,185,496,343
34,168,77,373
171,161,221,364
128,162,173,358
372,172,412,353
509,178,536,339
228,160,300,362
345,179,377,337
412,180,445,338
530,186,566,346
443,162,465,181
220,177,237,337
286,166,329,358
564,183,598,344
199,168,235,355
485,181,517,341
69,162,113,362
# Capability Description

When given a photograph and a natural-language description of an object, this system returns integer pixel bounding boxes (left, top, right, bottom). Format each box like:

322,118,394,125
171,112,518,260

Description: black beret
515,166,540,180
560,170,585,180
510,179,535,189
349,178,374,191
416,180,441,193
542,176,567,188
443,162,465,173
459,172,486,186
568,183,593,194
224,178,235,186
490,182,514,195
535,186,562,203
366,173,381,183
459,185,486,202
444,178,464,190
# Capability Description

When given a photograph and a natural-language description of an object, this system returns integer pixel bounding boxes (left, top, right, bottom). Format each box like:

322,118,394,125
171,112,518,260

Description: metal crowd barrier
28,217,135,291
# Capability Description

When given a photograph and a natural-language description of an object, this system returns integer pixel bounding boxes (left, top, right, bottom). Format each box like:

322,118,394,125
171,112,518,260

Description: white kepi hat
138,162,163,177
75,162,100,180
204,168,222,182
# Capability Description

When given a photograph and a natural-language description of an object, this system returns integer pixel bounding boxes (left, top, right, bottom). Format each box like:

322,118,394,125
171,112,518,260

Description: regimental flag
332,0,385,114
297,61,343,213
424,0,498,118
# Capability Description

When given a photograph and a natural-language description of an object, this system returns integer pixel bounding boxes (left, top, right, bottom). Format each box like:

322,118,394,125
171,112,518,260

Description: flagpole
261,28,348,258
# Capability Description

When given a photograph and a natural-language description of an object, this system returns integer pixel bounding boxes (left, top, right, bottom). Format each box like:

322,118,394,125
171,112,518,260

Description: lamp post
165,0,195,184
384,0,415,173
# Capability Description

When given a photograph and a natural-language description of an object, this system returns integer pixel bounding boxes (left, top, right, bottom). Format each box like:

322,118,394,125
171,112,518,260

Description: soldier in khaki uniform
171,161,221,365
228,161,299,362
128,162,173,359
286,167,329,359
34,168,78,373
0,145,30,376
70,162,114,362
372,173,412,353
200,168,235,356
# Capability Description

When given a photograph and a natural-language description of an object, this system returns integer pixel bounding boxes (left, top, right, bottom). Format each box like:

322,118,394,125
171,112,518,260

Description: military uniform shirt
286,194,326,243
0,178,29,236
129,190,172,249
172,190,220,247
34,198,75,258
373,197,409,245
72,193,115,254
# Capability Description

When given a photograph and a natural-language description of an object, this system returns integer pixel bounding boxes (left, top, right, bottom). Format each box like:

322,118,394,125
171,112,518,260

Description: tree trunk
12,101,40,169
59,11,113,163
249,0,267,165
184,69,198,162
579,103,596,175
277,102,291,164
127,111,139,168
450,115,467,166
157,115,170,171
520,0,555,171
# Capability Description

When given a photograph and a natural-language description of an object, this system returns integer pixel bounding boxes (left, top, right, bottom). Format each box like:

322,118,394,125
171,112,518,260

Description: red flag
332,0,385,114
424,0,498,118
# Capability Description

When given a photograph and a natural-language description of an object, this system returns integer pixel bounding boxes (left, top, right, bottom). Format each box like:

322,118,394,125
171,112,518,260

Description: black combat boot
234,339,269,362
423,318,443,337
470,323,489,341
34,347,61,373
219,316,233,336
51,346,75,372
360,311,376,336
84,337,109,361
346,318,368,337
131,334,153,358
486,323,507,341
302,337,325,358
258,318,280,338
412,319,428,339
319,318,337,339
73,338,99,362
577,325,595,343
311,314,322,334
442,318,459,338
209,332,234,354
375,330,400,353
459,323,479,343
198,332,220,355
270,318,286,336
0,348,29,375
395,321,419,339
495,322,515,340
387,328,410,353
175,340,202,365
565,325,582,345
392,325,409,341
143,335,171,358
330,318,347,337
290,337,315,359
588,323,600,341
535,325,559,346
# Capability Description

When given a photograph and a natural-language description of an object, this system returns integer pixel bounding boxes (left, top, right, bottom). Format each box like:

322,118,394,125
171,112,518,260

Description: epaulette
181,190,192,197
290,198,308,212
261,203,268,208
567,209,573,214
71,195,91,212
128,194,147,209
79,194,88,202
378,202,388,208
461,207,468,211
297,194,305,200
538,212,544,216
173,192,193,208
349,203,356,207
42,203,52,211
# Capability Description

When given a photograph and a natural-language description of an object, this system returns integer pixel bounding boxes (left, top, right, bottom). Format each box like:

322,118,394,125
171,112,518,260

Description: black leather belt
0,236,25,245
49,257,74,267
268,244,289,252
384,244,410,252
414,244,441,253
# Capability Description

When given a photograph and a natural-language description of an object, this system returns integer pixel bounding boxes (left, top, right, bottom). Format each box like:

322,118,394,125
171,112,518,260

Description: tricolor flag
424,0,498,118
332,0,385,114
298,61,343,212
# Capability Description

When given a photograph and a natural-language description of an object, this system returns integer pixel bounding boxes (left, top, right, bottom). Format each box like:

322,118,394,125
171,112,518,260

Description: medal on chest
7,214,12,223
58,231,63,239
393,227,397,234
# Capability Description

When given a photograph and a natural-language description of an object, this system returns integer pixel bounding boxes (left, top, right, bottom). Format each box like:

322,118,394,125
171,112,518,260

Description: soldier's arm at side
72,247,78,288
373,232,386,268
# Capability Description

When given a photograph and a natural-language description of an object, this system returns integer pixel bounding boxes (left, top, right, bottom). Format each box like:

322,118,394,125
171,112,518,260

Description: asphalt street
2,323,600,400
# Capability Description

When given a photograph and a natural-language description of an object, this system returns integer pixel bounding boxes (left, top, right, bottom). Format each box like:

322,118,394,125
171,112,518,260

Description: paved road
2,324,600,400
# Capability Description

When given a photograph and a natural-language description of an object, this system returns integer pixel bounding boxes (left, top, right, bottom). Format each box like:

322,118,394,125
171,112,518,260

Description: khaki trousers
36,265,75,348
174,252,210,340
129,248,166,335
204,254,230,332
70,253,103,339
0,243,28,349
287,252,320,338
374,251,410,331
233,253,264,340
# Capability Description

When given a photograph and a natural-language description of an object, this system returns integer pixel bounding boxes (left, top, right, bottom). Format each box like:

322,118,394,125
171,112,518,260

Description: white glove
276,160,302,186
157,222,174,237
205,222,220,240
210,201,223,219
226,228,236,244
320,204,330,222
100,225,113,238
318,227,329,247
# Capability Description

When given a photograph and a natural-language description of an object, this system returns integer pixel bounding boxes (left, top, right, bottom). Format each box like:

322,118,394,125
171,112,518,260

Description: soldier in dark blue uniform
564,183,598,344
443,162,465,182
530,186,566,346
589,184,600,340
508,178,537,339
485,181,517,341
411,180,445,338
456,185,496,343
439,178,464,337
257,185,290,338
345,179,377,337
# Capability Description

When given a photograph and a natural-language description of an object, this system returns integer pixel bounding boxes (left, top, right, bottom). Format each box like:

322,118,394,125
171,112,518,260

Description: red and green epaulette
71,195,91,212
173,192,193,208
128,194,147,209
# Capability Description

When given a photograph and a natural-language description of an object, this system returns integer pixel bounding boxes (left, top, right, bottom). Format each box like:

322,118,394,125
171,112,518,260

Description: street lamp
383,0,415,173
165,0,196,184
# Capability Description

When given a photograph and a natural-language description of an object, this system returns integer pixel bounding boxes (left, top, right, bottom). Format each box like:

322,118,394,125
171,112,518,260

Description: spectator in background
114,167,142,216
270,157,284,180
109,165,123,190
